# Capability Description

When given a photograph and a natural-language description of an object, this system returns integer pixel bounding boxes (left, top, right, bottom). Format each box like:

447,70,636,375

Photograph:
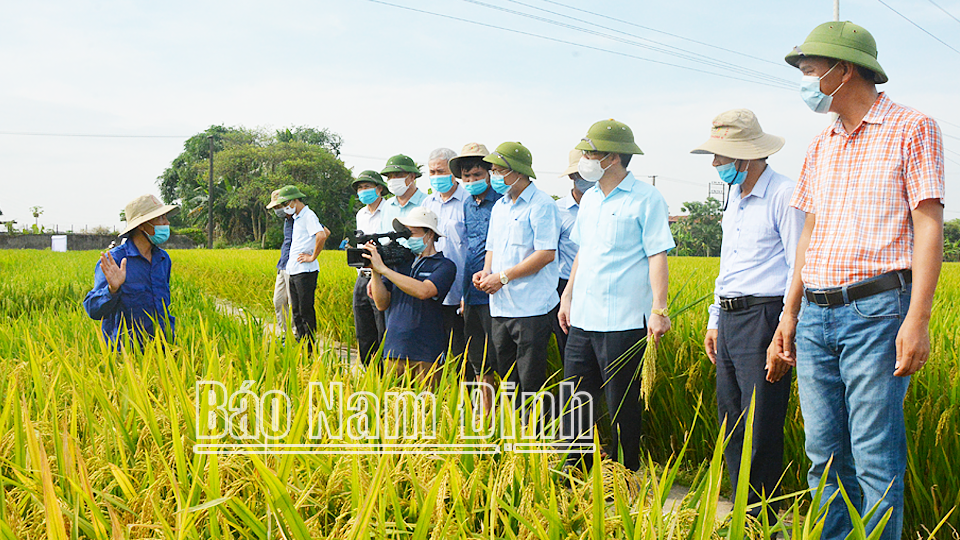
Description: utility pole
834,0,840,21
648,175,657,186
207,135,214,249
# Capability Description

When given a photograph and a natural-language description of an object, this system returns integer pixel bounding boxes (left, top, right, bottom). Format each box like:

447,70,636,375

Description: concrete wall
0,234,197,250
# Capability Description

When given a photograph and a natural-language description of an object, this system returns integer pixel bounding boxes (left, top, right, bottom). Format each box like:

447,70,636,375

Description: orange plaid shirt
791,93,944,289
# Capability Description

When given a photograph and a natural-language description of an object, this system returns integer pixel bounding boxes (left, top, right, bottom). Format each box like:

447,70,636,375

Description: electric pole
207,135,214,249
648,175,657,186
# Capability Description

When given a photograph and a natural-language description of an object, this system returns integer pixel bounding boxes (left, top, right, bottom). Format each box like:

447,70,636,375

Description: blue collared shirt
485,182,561,318
380,189,427,231
83,239,175,347
570,172,675,332
556,193,579,280
708,166,805,329
277,217,294,272
423,184,468,306
463,186,502,306
287,205,324,275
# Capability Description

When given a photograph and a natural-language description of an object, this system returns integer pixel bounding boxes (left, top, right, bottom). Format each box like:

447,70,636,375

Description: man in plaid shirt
768,21,944,540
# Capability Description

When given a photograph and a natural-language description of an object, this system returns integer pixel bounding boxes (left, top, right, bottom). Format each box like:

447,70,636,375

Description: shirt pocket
122,282,153,314
598,210,630,249
508,219,531,246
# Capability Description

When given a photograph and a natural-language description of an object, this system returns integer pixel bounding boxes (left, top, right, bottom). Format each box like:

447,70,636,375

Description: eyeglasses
491,167,512,176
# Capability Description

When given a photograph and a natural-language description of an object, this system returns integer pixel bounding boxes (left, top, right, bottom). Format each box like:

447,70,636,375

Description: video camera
346,222,415,269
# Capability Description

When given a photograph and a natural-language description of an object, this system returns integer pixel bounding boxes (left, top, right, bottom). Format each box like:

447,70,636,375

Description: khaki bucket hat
266,189,283,209
561,148,581,177
393,207,443,237
690,109,785,160
448,142,490,178
120,194,179,237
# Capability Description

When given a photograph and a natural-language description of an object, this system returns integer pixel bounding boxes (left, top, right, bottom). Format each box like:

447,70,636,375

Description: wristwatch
499,271,510,285
651,308,669,317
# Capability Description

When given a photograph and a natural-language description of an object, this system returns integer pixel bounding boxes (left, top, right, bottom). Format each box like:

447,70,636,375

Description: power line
537,0,791,69
367,0,795,91
926,0,960,26
876,0,960,55
0,131,189,139
492,0,795,88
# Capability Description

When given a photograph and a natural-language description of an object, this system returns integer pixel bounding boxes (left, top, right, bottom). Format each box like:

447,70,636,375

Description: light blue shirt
423,184,468,306
707,166,804,329
556,194,579,281
485,182,561,318
380,189,427,232
286,205,324,275
570,172,675,332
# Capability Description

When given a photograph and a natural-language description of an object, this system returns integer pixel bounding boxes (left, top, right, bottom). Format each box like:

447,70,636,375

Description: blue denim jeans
796,281,911,540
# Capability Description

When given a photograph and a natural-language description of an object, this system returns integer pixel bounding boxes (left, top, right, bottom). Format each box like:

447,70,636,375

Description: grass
0,250,957,538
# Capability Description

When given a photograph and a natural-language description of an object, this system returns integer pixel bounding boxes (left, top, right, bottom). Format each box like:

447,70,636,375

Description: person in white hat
265,189,297,339
691,108,804,525
364,207,458,387
83,194,179,348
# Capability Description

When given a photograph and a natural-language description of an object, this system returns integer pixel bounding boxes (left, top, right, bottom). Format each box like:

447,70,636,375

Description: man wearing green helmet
380,154,427,226
474,141,561,420
352,170,390,365
769,22,944,540
557,119,675,472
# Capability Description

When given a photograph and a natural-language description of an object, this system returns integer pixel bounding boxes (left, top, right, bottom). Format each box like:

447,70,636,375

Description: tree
945,218,960,263
158,125,354,247
29,206,43,227
670,198,722,257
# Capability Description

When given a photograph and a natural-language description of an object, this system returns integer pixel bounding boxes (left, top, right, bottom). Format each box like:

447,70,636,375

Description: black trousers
463,303,498,375
491,313,551,396
562,326,646,471
288,271,318,343
549,278,569,363
717,300,791,517
353,274,385,365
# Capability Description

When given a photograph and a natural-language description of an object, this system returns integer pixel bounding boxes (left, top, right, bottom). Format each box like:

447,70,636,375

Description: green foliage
670,198,722,257
944,219,960,262
172,227,207,246
263,223,285,250
158,125,354,248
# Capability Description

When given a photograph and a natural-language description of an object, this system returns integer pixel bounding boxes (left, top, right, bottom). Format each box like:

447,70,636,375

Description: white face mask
387,177,409,196
283,205,296,216
577,154,610,182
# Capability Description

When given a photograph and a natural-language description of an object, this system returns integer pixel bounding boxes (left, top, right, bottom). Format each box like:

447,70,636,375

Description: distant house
668,215,686,225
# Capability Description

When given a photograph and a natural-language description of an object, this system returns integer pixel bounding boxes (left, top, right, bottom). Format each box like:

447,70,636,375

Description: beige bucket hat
561,148,580,177
448,142,490,178
393,207,443,237
120,194,178,237
266,189,283,209
690,109,784,160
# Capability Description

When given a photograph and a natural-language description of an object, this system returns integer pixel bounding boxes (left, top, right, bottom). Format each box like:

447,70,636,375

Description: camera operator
365,208,456,387
352,170,389,365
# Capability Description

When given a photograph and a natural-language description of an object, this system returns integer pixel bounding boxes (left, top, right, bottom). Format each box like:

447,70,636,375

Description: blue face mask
405,235,426,255
716,161,748,185
145,224,170,245
430,174,454,194
574,178,596,194
490,173,511,195
357,188,379,205
462,179,489,196
800,62,842,114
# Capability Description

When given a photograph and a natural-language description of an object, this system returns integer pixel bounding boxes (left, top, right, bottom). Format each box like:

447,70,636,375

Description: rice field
0,249,957,539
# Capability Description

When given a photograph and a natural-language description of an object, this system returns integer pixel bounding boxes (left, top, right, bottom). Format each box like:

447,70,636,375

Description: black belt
718,295,784,312
804,270,911,307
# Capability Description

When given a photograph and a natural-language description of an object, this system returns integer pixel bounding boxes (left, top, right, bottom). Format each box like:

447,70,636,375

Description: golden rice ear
641,338,657,411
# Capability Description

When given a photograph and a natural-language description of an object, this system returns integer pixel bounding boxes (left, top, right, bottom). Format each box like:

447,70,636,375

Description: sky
1,0,959,232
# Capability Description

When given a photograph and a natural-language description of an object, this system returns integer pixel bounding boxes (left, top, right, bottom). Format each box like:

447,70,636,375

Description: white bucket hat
120,194,179,237
690,109,785,160
393,207,443,237
560,148,581,177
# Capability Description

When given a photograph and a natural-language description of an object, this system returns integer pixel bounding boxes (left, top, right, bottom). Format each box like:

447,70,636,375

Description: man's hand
362,241,388,275
100,250,126,294
648,313,670,345
895,314,931,377
472,270,489,290
704,328,718,365
558,294,572,335
296,252,315,263
766,317,797,383
477,272,504,294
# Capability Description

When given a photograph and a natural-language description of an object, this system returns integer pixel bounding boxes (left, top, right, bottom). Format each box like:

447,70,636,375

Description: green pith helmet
380,154,422,178
785,21,887,84
276,184,307,204
351,170,387,190
574,119,644,155
483,142,536,179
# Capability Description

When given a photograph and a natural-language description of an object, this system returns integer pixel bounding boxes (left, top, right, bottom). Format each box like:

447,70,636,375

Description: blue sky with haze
1,0,957,230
